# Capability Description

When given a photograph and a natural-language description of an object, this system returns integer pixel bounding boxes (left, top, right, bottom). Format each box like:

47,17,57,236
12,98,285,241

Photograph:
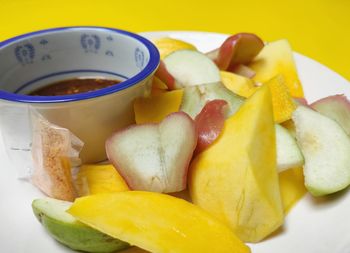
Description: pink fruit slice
195,100,228,154
106,112,197,193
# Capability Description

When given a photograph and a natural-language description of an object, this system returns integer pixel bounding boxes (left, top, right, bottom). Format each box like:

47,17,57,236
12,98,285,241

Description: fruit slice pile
32,33,350,253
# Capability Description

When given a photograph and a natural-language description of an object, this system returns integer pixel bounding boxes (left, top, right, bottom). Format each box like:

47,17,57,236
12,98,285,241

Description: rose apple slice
311,94,350,136
195,100,228,154
106,112,197,193
214,33,264,70
162,50,221,88
292,106,350,196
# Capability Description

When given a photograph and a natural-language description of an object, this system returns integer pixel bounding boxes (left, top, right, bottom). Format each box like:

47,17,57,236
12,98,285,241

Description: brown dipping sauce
28,78,121,96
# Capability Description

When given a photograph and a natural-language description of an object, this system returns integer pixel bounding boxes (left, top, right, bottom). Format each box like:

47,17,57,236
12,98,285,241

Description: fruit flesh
32,198,128,253
163,49,221,87
189,85,284,242
220,70,257,98
75,164,129,196
68,192,250,253
134,89,183,124
265,75,297,123
180,82,244,119
279,167,307,213
293,106,350,196
275,124,304,171
249,39,304,98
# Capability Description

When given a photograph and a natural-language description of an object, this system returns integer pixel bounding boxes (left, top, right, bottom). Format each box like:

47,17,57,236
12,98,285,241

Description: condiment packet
0,104,83,201
31,111,84,201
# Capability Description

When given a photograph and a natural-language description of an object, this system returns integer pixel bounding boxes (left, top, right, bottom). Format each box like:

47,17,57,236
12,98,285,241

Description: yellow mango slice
152,37,197,59
220,71,257,98
68,192,250,253
189,85,284,243
75,164,129,196
279,167,307,213
249,39,304,98
134,89,183,124
266,75,297,123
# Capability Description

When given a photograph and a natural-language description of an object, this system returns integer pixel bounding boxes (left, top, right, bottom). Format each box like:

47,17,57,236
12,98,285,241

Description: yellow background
0,0,349,80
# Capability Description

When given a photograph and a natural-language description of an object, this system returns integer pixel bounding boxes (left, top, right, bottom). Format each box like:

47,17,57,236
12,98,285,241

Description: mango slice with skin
248,39,304,98
279,167,307,213
75,164,129,196
189,85,284,243
68,192,250,253
134,89,183,124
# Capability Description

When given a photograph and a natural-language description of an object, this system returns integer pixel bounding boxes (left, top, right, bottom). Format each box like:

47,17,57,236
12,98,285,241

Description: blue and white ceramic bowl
0,27,160,164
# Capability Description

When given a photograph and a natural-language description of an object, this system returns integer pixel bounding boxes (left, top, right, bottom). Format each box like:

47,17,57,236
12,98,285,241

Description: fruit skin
106,112,197,193
248,39,304,98
154,60,176,90
311,94,350,136
189,85,283,242
194,99,228,154
293,106,350,196
75,164,129,196
32,198,129,253
215,33,264,70
68,192,250,253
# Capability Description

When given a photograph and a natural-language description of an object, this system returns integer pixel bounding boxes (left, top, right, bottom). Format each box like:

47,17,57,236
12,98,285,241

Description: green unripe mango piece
32,198,129,253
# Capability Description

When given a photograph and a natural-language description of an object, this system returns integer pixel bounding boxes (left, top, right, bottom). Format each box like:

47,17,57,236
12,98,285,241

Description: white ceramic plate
0,31,349,253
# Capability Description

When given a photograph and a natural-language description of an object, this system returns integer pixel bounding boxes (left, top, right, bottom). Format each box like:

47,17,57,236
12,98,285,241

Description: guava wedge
32,198,129,253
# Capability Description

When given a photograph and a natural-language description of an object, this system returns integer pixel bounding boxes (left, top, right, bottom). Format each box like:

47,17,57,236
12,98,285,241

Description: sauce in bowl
29,78,121,96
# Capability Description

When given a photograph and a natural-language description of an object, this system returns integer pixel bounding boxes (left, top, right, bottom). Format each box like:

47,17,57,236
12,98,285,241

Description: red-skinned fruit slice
154,60,176,90
311,95,350,136
106,112,197,193
214,33,264,70
195,100,228,154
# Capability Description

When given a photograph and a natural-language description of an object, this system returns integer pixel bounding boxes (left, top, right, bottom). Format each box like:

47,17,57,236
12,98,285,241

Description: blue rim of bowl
0,26,160,103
